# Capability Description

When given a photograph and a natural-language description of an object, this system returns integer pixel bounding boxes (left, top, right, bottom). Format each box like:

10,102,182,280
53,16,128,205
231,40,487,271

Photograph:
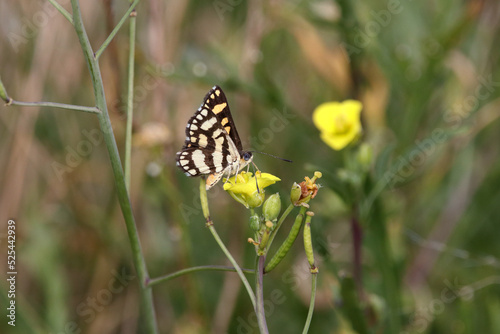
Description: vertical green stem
302,273,317,334
255,255,269,334
302,213,318,334
70,1,157,332
124,7,137,189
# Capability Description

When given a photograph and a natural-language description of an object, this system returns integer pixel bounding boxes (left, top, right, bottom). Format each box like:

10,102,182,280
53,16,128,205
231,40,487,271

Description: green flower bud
246,191,265,208
356,143,373,170
290,182,301,205
263,193,281,222
249,214,260,231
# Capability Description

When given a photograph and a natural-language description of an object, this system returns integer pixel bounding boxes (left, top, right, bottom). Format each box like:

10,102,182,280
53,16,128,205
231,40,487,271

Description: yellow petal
342,100,362,125
313,102,341,133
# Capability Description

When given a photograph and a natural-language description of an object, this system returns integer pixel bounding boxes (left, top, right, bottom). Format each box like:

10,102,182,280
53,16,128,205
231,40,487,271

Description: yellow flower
313,100,363,150
223,171,281,208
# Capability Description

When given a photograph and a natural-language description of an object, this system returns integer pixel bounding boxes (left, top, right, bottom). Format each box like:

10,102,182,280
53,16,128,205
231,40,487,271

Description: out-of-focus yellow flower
313,100,362,150
223,171,280,208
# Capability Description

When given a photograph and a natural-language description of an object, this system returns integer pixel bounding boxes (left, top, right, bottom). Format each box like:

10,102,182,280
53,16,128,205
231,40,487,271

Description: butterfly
176,86,253,190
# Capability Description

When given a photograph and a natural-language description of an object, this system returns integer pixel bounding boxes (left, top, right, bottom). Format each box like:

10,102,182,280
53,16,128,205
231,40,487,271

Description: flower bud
356,143,373,170
263,193,281,222
249,214,260,231
290,182,301,205
246,191,265,208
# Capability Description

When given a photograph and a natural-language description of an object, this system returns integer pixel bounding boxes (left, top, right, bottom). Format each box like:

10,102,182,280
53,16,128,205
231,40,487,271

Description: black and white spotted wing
176,86,253,189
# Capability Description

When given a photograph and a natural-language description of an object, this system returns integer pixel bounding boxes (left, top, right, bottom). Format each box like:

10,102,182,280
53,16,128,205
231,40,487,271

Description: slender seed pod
264,206,307,273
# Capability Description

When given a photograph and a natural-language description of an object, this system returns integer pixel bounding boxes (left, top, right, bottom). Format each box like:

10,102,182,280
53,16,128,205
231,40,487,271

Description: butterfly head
239,151,253,169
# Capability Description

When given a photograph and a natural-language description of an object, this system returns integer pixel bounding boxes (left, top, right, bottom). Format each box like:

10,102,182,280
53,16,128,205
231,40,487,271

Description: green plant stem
265,203,294,253
48,0,73,25
0,75,8,101
302,213,317,334
147,265,255,287
199,179,257,309
124,7,137,189
302,272,317,334
265,206,307,273
208,225,257,309
70,1,157,333
255,255,269,334
95,0,141,59
3,99,100,114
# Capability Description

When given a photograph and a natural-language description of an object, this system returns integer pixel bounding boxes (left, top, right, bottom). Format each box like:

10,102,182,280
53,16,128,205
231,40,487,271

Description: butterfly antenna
249,151,293,163
251,161,261,194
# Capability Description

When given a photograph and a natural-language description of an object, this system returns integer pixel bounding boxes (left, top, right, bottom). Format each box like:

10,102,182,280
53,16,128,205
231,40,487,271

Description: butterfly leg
233,162,241,184
251,161,261,193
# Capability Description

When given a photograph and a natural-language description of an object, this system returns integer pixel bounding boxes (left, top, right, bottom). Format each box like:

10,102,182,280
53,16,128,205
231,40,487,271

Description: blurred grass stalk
68,0,158,333
125,4,137,189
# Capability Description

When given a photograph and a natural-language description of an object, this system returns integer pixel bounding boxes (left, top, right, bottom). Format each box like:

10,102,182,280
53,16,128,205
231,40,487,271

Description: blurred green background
1,0,500,333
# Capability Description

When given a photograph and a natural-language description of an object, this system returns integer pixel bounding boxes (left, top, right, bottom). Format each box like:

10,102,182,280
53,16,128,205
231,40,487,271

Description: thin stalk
0,75,8,101
70,1,157,332
147,265,255,287
302,273,317,334
48,0,74,25
4,100,100,114
95,0,141,59
302,213,318,334
124,7,137,189
199,179,257,309
265,203,294,253
255,255,269,334
208,225,257,309
0,79,99,114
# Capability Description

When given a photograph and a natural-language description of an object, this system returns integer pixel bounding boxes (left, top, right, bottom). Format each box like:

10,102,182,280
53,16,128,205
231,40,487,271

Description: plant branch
147,265,255,287
95,0,141,60
5,100,99,114
303,213,318,334
1,76,100,113
124,7,137,189
199,179,257,309
302,273,317,334
70,1,157,332
48,0,74,25
255,255,269,334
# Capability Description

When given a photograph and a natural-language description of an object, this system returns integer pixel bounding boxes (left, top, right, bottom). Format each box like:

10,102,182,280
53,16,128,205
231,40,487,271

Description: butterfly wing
200,86,244,151
176,102,239,177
